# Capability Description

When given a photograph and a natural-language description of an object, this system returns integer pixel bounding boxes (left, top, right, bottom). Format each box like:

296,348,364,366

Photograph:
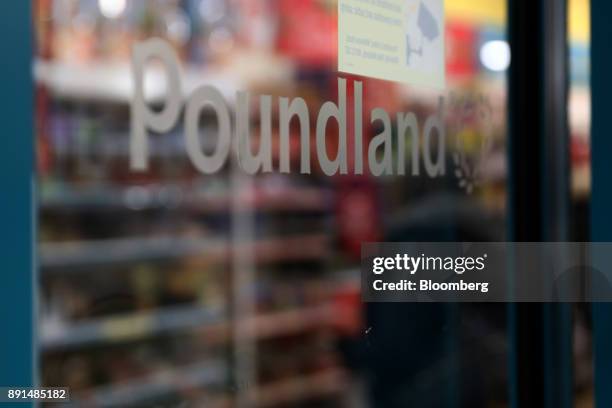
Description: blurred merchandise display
33,0,590,406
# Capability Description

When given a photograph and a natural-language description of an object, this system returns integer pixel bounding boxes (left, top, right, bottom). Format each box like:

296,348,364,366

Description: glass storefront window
34,0,514,406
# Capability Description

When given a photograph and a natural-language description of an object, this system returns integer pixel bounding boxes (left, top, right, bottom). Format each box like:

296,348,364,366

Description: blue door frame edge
0,1,35,406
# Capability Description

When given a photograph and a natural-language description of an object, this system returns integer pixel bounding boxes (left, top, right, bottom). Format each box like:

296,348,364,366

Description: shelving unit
41,183,329,213
68,365,348,408
68,359,229,408
40,233,329,270
41,304,226,351
35,2,347,402
34,56,293,103
42,301,335,355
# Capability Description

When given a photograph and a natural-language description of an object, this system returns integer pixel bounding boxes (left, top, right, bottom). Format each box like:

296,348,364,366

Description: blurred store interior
34,0,591,406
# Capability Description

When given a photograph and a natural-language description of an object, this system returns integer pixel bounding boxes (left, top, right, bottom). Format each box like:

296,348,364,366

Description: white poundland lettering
130,39,447,179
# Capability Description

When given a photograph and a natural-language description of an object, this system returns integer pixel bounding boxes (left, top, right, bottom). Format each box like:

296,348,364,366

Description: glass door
32,1,566,407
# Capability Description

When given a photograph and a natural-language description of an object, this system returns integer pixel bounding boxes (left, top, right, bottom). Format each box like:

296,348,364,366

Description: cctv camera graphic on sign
338,0,445,88
405,1,442,70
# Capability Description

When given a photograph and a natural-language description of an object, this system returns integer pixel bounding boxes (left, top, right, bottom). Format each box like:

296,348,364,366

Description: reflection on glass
35,0,515,406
